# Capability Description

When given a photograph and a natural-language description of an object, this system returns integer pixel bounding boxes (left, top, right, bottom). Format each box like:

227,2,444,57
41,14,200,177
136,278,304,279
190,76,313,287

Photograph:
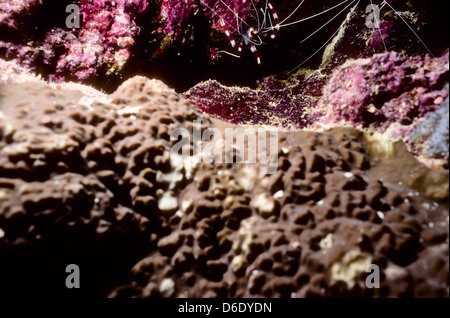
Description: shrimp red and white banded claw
201,0,281,65
267,3,280,39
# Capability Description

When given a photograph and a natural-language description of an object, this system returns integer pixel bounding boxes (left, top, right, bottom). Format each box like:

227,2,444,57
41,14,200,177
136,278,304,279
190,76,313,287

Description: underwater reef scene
0,0,448,298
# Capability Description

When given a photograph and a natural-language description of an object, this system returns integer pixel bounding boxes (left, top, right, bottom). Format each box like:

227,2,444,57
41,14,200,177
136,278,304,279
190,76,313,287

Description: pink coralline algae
0,0,148,81
367,20,393,49
0,0,42,28
54,0,148,80
186,51,449,130
312,51,449,130
184,74,325,128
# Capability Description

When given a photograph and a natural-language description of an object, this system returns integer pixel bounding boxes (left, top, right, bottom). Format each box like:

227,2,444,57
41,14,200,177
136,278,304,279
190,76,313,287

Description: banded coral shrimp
125,0,447,92
199,0,282,65
199,0,448,80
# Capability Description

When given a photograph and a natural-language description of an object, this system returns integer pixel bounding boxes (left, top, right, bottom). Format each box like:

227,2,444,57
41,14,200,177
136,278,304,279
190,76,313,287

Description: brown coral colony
0,77,448,297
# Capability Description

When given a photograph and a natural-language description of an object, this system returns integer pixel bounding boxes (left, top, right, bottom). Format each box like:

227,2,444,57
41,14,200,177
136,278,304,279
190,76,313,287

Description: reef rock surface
186,51,449,167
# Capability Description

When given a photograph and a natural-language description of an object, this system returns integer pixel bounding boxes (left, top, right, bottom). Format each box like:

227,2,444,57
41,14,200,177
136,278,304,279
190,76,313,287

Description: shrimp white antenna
267,8,274,30
250,0,261,31
261,0,269,30
383,0,434,56
289,23,342,73
300,0,357,44
279,0,305,26
289,0,360,73
217,50,242,58
273,0,350,30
